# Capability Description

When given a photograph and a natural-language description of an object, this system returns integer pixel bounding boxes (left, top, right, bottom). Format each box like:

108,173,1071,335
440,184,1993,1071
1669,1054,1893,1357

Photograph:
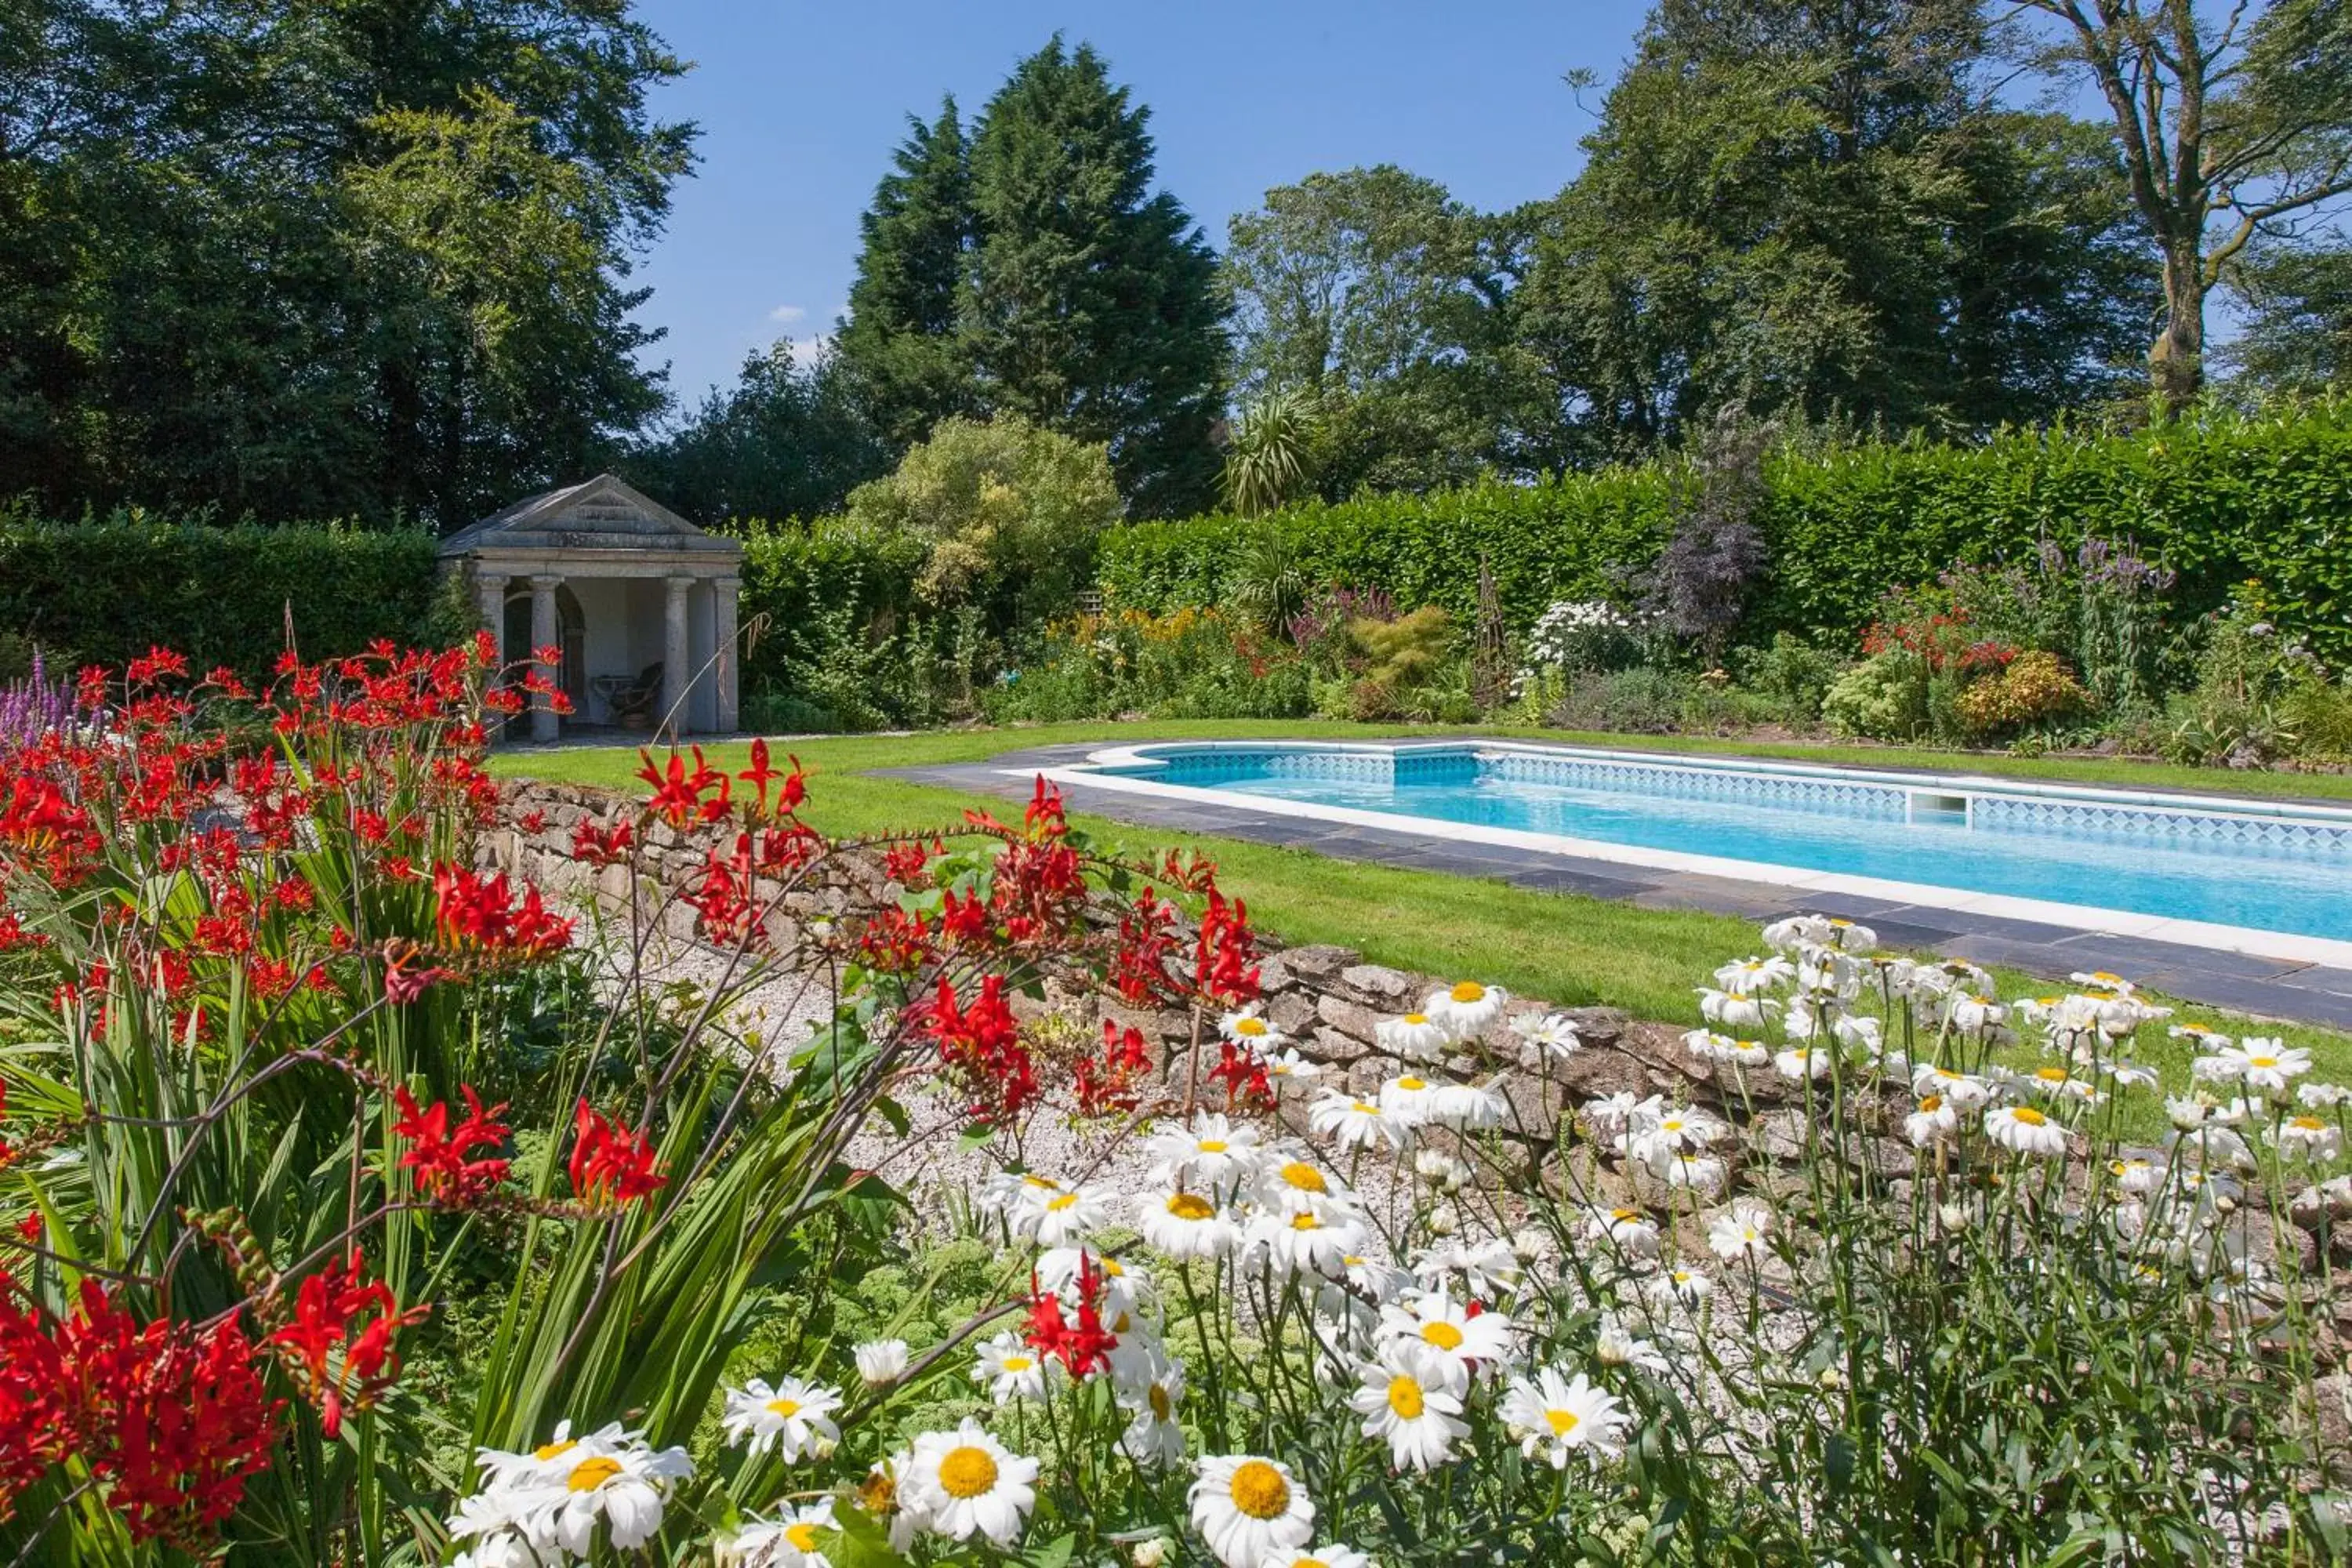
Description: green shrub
0,506,440,677
1545,667,1694,734
1101,397,2352,664
1823,649,1933,740
1952,651,2092,741
1735,632,1848,724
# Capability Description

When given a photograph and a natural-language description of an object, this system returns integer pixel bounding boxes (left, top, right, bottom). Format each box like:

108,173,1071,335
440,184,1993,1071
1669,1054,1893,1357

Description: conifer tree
835,97,982,451
965,39,1225,517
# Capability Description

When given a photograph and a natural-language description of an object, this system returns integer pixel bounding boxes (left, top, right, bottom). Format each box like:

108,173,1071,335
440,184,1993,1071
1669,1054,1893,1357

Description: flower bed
3,641,2350,1564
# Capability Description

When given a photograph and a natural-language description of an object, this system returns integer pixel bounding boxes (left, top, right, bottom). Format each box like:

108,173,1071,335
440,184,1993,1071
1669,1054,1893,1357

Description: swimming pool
1058,741,2352,954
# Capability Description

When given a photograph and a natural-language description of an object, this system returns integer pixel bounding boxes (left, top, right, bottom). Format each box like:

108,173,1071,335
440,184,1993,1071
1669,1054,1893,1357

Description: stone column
528,573,563,743
473,568,510,739
661,574,694,740
713,575,741,733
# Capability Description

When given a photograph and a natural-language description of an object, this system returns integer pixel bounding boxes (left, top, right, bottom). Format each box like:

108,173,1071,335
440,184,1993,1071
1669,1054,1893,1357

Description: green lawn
500,720,2352,1091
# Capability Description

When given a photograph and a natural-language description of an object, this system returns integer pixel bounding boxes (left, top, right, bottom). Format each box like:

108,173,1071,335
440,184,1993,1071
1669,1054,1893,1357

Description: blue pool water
1102,746,2352,942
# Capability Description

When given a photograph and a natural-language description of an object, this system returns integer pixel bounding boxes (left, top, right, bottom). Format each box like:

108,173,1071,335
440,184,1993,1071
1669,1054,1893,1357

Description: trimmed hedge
1099,401,2352,662
0,512,443,677
734,519,930,692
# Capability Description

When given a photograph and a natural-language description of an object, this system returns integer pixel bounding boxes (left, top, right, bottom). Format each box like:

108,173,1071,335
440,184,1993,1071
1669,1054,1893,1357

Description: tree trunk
2151,241,2205,418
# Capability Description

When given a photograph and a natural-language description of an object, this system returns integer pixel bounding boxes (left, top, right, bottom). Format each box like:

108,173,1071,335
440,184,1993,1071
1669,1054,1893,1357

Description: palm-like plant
1221,388,1320,517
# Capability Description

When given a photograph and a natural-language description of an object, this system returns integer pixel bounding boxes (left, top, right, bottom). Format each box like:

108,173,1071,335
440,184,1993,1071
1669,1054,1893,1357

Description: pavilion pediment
440,474,742,561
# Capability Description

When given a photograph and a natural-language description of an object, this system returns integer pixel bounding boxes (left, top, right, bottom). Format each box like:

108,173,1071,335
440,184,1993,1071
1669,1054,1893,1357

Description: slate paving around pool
881,742,2352,1032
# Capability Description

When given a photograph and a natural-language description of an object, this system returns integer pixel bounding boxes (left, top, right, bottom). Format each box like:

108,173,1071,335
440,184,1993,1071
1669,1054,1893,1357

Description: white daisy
1700,989,1780,1029
855,1338,909,1385
1584,1205,1661,1258
1773,1046,1832,1083
1257,1154,1353,1214
1707,1200,1772,1264
1904,1094,1957,1147
971,1330,1052,1404
1984,1105,2068,1159
1262,1548,1374,1568
1650,1152,1728,1196
1118,1355,1189,1469
902,1420,1039,1547
2208,1039,2313,1095
720,1376,843,1461
1650,1265,1712,1307
1944,993,2008,1033
1911,1062,1993,1109
1264,1048,1324,1084
1245,1207,1367,1280
2299,1082,2352,1109
1377,1074,1443,1127
526,1430,694,1555
1307,1091,1404,1152
1347,1342,1468,1471
2276,1114,2344,1163
719,1498,837,1568
1595,1315,1669,1374
1145,1113,1269,1190
1376,1290,1515,1373
1189,1454,1315,1568
1501,1367,1629,1467
1376,1011,1452,1061
1137,1187,1240,1258
1518,1013,1584,1058
1221,1009,1287,1050
1428,1079,1508,1131
1425,980,1508,1040
1713,955,1795,995
1683,1030,1771,1069
1627,1106,1724,1164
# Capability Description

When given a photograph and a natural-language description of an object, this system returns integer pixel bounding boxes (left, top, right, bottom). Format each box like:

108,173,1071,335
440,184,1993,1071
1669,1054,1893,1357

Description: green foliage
1102,398,2352,666
0,509,441,676
1737,633,1848,724
0,0,691,527
1518,1,2154,456
2227,241,2352,396
626,341,889,525
1952,650,2092,741
842,414,1121,629
1824,649,1933,740
837,41,1225,517
833,98,982,450
1221,390,1321,516
986,608,1312,724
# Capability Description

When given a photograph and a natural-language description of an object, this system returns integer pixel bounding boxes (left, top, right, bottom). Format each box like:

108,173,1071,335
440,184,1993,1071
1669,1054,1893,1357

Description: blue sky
626,0,1657,408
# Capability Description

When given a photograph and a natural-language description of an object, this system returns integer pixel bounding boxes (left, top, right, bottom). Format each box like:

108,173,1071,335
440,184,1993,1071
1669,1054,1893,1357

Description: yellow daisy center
1022,1174,1060,1189
2035,1068,2068,1083
1279,1161,1327,1192
1167,1192,1215,1221
1545,1407,1581,1436
786,1523,822,1552
937,1445,999,1500
1046,1193,1080,1211
1198,1138,1229,1153
1235,1018,1268,1036
1396,1076,1425,1091
1919,1094,1943,1113
1450,982,1486,1003
1228,1460,1291,1519
1149,1383,1173,1420
1611,1207,1642,1223
1351,1101,1380,1114
766,1397,802,1418
2011,1106,2049,1127
2293,1116,2326,1131
2251,1056,2278,1069
1403,1012,1428,1025
1386,1375,1425,1417
1001,1356,1034,1373
533,1438,576,1462
567,1456,621,1493
1289,1212,1322,1231
1420,1320,1465,1351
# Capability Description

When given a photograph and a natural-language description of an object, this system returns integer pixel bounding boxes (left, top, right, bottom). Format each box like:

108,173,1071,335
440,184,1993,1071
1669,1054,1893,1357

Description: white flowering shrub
434,946,2352,1566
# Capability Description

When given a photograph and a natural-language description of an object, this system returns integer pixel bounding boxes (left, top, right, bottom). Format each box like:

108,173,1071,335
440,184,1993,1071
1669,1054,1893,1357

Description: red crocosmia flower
516,809,548,834
1022,1253,1118,1379
938,887,992,948
856,907,933,974
636,746,728,829
390,1085,511,1201
1023,776,1068,839
571,816,634,866
430,865,574,958
267,1251,427,1438
1074,1022,1152,1117
1207,1041,1277,1112
1,1277,280,1544
1192,885,1261,1008
567,1100,666,1209
917,974,1037,1125
383,945,452,1004
124,645,191,686
882,837,941,887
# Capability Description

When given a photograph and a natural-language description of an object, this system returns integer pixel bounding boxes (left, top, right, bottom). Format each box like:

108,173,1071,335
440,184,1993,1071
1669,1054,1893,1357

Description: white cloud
788,333,834,363
767,303,808,325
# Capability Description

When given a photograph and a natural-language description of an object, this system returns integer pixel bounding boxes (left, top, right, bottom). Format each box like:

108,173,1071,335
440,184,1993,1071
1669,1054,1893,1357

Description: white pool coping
1025,740,2352,972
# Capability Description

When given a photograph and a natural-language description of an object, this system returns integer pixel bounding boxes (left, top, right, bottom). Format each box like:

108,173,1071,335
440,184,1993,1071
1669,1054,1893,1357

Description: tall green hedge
734,519,930,692
1099,401,2352,662
0,512,443,677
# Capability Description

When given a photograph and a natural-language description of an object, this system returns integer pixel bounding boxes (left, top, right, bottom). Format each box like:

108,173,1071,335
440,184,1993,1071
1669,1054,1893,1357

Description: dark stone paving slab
874,753,2352,1030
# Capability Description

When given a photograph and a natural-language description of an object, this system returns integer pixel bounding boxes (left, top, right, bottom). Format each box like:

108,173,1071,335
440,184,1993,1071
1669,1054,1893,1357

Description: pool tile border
878,740,2352,1032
